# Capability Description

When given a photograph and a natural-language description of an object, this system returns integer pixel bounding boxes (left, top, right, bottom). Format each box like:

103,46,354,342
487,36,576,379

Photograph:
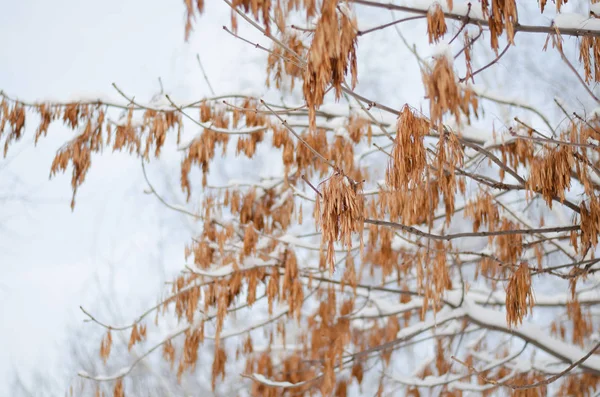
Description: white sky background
0,0,597,395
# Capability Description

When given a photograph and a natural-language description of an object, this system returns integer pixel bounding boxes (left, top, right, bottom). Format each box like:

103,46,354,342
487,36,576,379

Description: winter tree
3,0,600,395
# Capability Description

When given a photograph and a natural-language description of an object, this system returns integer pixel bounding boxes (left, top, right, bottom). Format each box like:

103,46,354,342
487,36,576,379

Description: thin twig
454,23,483,59
342,83,395,142
364,218,579,241
452,340,600,390
261,100,336,169
290,24,315,33
196,54,216,96
552,34,600,103
460,43,511,83
222,26,303,68
357,15,426,36
301,175,323,197
222,0,305,65
448,3,471,44
351,0,600,38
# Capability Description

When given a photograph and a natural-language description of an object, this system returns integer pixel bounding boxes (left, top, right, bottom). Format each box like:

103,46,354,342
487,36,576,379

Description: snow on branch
242,373,312,388
352,0,600,38
462,299,600,375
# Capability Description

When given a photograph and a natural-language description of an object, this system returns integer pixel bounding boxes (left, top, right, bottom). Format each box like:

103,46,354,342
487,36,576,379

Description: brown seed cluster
579,196,600,253
1,97,182,208
465,192,500,234
495,219,523,265
427,4,447,44
505,262,534,327
527,146,574,207
127,323,147,351
579,36,600,83
558,373,600,396
0,99,25,155
386,106,428,191
463,31,474,82
231,0,272,34
266,33,306,90
303,0,358,129
99,330,112,364
316,171,364,272
510,373,547,396
364,226,399,281
183,0,205,40
499,138,534,176
566,299,593,347
422,55,478,129
294,127,330,178
482,0,518,51
182,99,266,198
113,379,124,397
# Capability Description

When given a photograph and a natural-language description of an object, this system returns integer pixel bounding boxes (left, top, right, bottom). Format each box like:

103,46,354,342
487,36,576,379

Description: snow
248,373,308,388
588,106,600,120
554,13,600,31
391,235,410,250
352,296,424,318
289,184,315,202
462,298,600,372
255,236,272,251
408,0,486,20
468,83,536,111
334,127,353,143
446,118,493,145
448,1,485,19
318,103,351,117
512,357,532,373
179,122,268,148
430,41,454,64
337,2,354,20
270,189,292,211
63,92,121,104
2,91,122,106
277,234,306,246
388,340,525,388
206,177,280,191
252,344,302,353
78,366,130,382
592,3,600,16
188,257,277,278
349,318,372,331
554,13,590,29
198,121,267,134
396,307,465,339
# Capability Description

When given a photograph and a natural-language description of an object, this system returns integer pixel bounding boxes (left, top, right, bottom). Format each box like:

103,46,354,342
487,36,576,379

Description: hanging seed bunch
303,0,358,129
427,4,447,44
505,262,535,327
422,54,478,129
315,170,364,272
386,106,429,191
